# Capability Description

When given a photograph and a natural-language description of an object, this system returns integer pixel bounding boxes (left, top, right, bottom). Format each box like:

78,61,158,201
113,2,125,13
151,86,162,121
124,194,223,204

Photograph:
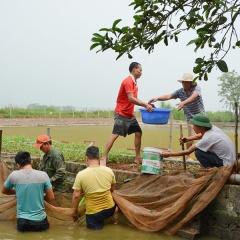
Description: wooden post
180,124,186,170
234,102,238,161
234,102,239,174
9,104,12,118
72,107,75,118
0,130,2,160
168,112,173,151
47,128,50,137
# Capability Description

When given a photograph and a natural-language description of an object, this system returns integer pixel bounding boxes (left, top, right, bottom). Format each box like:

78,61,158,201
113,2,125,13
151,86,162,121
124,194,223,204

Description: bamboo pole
180,124,186,170
47,128,51,137
234,102,238,160
168,112,173,151
234,102,239,173
0,130,2,161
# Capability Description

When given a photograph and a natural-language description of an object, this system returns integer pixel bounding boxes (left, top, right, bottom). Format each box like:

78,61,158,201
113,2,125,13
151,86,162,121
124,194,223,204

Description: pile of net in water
0,161,233,234
112,164,233,235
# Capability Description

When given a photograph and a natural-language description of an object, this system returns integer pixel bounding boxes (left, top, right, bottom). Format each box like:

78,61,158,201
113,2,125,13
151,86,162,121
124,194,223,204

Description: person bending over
72,146,117,230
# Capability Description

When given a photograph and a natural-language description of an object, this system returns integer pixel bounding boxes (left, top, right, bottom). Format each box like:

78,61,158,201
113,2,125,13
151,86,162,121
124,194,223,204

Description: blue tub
139,108,172,124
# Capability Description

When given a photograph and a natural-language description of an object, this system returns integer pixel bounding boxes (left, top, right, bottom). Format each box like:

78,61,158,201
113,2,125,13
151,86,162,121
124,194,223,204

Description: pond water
0,124,237,154
0,215,220,240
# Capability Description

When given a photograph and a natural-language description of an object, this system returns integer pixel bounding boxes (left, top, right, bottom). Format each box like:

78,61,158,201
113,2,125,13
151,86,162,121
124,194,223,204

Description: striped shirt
172,85,205,122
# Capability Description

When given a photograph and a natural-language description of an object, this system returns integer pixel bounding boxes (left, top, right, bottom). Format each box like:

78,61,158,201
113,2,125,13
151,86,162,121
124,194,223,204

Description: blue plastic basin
139,108,172,124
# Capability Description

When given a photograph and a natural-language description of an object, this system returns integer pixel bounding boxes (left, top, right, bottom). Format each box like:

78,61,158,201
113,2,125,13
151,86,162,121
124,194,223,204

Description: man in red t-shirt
101,62,154,166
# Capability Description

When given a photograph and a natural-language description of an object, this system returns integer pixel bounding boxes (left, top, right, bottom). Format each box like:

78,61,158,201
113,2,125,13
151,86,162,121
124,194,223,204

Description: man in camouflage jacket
34,134,66,192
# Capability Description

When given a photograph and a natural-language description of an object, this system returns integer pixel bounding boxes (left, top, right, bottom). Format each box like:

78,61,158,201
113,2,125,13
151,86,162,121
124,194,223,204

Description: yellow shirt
72,165,116,214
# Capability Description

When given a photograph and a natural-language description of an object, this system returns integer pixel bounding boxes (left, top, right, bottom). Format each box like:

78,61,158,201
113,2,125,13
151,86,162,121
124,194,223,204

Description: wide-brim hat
190,114,212,128
34,134,51,148
178,73,194,83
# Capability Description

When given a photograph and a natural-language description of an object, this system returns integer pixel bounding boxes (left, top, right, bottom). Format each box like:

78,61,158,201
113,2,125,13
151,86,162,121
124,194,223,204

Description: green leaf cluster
90,0,240,80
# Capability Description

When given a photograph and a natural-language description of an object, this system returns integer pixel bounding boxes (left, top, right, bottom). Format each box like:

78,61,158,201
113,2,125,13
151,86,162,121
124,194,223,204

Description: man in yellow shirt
72,146,116,230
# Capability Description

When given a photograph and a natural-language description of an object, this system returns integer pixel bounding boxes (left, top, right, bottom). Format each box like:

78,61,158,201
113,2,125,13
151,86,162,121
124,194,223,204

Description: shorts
17,217,49,232
187,122,195,145
86,205,116,230
112,113,142,137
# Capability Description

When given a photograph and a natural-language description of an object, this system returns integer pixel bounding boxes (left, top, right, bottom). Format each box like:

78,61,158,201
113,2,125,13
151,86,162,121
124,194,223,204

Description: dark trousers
17,217,49,232
86,205,116,230
195,149,223,168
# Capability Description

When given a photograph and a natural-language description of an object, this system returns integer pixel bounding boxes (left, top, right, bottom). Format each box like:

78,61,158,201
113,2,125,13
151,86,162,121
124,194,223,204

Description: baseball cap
34,134,51,148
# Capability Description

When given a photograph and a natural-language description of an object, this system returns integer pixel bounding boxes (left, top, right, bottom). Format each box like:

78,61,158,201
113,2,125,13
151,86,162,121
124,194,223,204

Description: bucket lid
143,147,164,154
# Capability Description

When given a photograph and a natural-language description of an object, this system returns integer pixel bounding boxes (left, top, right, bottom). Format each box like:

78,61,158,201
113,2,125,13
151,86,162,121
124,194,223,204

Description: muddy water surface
0,125,236,154
0,217,220,240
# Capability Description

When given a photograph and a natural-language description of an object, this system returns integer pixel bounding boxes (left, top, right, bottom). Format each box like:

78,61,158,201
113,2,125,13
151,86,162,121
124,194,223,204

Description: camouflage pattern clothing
40,147,66,193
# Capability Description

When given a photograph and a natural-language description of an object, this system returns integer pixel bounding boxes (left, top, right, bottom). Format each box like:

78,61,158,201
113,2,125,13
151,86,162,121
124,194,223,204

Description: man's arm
148,93,174,104
110,184,115,192
45,188,54,202
1,186,16,195
72,189,82,211
127,93,154,112
176,92,199,110
51,155,66,183
161,145,197,158
180,133,202,144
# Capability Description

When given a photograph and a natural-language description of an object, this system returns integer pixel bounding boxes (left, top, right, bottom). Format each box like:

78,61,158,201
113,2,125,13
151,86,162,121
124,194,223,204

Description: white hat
178,73,193,83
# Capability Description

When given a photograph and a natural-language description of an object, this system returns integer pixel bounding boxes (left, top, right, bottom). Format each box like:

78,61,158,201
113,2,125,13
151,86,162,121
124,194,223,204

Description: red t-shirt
115,76,138,118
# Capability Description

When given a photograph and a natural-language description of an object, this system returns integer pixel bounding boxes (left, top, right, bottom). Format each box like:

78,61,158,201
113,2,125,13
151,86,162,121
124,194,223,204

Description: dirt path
0,117,186,128
0,117,115,126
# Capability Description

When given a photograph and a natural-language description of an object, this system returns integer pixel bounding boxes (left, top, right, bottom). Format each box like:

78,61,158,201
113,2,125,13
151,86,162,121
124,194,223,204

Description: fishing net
0,161,233,234
113,164,234,235
0,161,16,221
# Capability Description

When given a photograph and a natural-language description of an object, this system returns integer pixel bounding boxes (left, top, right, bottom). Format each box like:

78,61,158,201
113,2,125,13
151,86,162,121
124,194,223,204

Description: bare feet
133,157,142,164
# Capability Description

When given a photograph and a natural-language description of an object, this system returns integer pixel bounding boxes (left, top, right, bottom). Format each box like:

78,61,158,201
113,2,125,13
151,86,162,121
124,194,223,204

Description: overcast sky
0,0,239,112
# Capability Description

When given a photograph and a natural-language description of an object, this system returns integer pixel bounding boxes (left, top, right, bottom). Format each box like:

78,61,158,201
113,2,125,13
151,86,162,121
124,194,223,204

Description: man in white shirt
161,114,235,168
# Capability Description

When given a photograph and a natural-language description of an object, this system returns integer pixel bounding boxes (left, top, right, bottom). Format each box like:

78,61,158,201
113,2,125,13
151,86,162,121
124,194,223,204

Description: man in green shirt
34,134,66,193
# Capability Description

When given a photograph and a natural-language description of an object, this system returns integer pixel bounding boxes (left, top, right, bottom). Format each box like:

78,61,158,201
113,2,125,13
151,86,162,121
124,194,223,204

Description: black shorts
112,113,142,137
17,217,49,232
